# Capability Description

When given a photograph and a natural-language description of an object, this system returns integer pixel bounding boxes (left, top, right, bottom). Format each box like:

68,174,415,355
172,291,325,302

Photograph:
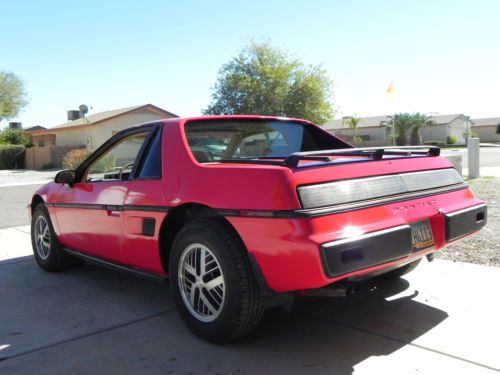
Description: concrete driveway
0,226,499,374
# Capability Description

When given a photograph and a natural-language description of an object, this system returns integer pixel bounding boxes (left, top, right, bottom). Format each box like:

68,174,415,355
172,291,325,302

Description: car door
55,126,155,263
121,126,168,274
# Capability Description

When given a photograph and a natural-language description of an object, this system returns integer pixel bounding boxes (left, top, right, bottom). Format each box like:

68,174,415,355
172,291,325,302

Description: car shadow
0,257,449,375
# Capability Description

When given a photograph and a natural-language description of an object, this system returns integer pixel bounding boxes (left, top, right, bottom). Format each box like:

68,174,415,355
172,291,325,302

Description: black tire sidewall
31,204,63,271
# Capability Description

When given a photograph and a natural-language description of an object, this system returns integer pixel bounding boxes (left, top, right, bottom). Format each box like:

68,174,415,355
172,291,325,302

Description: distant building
324,114,473,146
25,104,177,169
471,117,500,143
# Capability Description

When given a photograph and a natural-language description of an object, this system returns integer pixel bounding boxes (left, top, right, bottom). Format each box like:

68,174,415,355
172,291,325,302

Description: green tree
343,115,363,143
0,128,28,145
409,112,435,145
204,41,334,125
381,113,415,146
0,71,28,123
496,122,500,135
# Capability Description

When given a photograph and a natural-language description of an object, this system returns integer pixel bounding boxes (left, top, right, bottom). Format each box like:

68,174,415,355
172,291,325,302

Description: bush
423,141,446,147
92,153,116,173
0,144,25,169
62,148,91,170
446,136,458,145
352,136,363,144
0,128,28,145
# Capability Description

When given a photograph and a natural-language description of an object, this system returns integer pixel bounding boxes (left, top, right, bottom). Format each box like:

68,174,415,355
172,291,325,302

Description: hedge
0,145,25,169
423,141,446,147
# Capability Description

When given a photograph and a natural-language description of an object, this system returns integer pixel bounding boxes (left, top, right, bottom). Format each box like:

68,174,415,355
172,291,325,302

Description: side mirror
54,170,75,185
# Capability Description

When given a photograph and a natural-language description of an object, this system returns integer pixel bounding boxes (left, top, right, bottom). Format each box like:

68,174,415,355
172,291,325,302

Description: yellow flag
386,81,394,97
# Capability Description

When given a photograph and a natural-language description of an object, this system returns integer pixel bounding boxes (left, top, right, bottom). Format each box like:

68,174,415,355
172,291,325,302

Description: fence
25,145,85,170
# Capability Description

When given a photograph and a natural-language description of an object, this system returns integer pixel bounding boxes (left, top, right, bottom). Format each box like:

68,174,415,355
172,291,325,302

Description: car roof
161,115,315,126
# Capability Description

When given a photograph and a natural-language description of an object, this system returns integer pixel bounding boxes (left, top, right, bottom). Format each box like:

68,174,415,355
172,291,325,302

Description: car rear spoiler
282,146,441,168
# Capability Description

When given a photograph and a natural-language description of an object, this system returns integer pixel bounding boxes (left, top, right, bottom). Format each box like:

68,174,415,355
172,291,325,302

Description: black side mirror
54,170,75,185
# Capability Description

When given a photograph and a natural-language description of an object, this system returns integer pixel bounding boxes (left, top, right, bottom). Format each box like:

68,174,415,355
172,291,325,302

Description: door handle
105,205,122,216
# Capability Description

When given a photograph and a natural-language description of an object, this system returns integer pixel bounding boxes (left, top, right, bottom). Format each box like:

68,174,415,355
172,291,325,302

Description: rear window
185,119,344,163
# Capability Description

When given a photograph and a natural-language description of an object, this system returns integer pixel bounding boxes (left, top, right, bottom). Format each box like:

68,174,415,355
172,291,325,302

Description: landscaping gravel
437,177,500,267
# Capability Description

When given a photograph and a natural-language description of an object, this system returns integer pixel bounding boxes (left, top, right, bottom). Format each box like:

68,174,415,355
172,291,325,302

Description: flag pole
386,81,396,146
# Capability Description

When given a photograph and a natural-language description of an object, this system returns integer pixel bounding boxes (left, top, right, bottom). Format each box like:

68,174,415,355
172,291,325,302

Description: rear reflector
298,168,464,209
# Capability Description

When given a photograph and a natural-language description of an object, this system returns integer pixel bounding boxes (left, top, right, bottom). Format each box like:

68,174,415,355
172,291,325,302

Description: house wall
89,109,168,149
474,125,500,142
420,124,448,143
447,117,467,144
332,127,387,141
53,109,171,150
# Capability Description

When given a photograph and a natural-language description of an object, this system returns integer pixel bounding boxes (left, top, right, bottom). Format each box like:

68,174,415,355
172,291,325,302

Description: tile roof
471,117,500,127
32,104,177,133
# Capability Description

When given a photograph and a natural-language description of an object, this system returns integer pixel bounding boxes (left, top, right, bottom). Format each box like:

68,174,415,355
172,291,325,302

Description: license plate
410,220,435,251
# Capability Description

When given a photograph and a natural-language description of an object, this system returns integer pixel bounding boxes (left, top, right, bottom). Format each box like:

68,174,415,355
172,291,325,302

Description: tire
31,203,83,272
169,218,263,343
380,258,422,280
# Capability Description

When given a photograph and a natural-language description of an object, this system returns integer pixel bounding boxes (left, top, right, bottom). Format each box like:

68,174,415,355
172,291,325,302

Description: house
26,104,177,169
471,117,500,143
324,114,473,146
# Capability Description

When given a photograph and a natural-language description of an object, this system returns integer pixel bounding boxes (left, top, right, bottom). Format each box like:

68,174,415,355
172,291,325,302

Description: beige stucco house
471,117,500,143
26,104,177,169
324,114,473,146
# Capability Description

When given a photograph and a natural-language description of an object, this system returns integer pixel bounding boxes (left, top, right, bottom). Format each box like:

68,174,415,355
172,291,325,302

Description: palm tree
380,113,414,146
410,113,435,145
342,115,363,143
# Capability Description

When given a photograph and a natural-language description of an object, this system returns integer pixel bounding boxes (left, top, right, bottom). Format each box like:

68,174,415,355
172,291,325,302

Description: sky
2,0,500,128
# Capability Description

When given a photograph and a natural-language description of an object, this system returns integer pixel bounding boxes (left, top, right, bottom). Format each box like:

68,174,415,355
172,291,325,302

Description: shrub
62,148,91,170
0,128,28,145
352,136,363,144
496,123,500,135
446,136,458,145
423,141,446,147
0,144,25,169
92,153,116,173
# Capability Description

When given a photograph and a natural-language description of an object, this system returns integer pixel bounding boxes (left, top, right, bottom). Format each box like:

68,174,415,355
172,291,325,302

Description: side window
86,132,149,182
137,129,162,179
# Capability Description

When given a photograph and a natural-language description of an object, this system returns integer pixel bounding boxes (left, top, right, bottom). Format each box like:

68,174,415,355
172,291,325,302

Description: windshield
185,119,346,163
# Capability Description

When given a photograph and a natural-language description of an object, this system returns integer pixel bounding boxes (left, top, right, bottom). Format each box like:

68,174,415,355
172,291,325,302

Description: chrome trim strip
446,203,486,217
322,225,410,248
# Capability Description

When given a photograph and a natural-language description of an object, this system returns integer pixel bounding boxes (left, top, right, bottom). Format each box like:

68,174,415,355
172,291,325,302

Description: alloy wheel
35,216,51,260
178,243,225,322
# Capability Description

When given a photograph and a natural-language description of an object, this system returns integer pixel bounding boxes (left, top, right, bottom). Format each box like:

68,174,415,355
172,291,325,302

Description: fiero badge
392,199,438,214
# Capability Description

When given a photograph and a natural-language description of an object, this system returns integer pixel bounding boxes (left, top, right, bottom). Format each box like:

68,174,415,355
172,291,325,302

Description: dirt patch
437,177,500,267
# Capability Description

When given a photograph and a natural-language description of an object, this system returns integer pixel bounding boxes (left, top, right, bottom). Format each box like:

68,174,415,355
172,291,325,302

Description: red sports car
29,116,487,343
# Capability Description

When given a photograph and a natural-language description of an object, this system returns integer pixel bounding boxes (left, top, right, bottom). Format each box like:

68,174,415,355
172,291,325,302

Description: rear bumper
320,204,487,278
228,188,486,293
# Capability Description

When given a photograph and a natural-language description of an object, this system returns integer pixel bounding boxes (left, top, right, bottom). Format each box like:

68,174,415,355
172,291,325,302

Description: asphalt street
443,147,500,168
0,183,43,229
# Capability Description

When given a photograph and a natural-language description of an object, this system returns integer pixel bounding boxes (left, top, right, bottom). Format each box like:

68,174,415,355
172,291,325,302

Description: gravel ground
437,177,500,267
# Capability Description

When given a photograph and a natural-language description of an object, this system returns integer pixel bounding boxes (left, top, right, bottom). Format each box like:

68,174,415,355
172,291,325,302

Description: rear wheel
31,203,83,272
169,219,263,343
380,258,422,280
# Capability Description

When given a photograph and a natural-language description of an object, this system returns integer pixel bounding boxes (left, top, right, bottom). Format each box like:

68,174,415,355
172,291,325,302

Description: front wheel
169,219,263,343
31,203,83,272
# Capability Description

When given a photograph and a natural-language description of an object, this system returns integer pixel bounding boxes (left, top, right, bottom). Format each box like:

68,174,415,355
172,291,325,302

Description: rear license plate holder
410,220,435,251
